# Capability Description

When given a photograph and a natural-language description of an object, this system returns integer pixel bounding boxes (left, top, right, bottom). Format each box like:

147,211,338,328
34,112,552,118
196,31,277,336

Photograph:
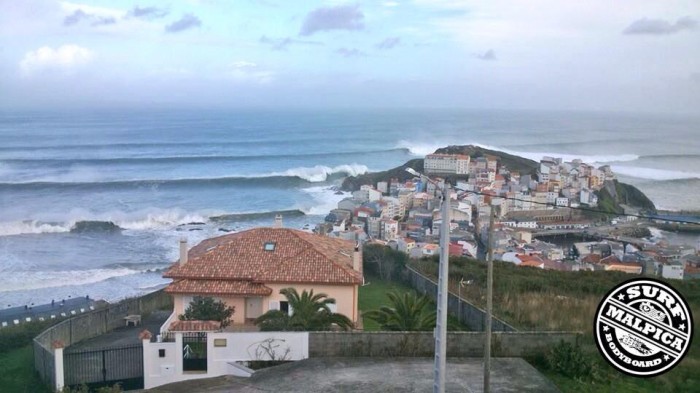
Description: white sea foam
396,140,446,156
0,220,70,236
3,164,370,185
271,164,369,182
610,166,700,181
395,140,639,164
0,208,218,236
116,209,210,231
0,267,143,292
300,186,348,216
647,227,664,240
1,272,171,307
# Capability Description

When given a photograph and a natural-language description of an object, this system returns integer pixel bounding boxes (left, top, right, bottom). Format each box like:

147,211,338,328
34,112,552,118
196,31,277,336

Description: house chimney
274,214,283,228
353,242,362,272
179,238,188,266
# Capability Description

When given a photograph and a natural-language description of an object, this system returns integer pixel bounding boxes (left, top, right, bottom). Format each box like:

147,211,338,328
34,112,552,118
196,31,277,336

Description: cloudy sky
1,1,698,113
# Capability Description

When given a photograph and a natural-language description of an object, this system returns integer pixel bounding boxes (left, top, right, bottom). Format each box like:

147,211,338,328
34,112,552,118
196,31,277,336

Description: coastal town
315,151,699,281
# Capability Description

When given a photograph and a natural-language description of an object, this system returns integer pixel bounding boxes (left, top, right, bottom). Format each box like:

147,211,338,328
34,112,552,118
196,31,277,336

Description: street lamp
406,167,450,393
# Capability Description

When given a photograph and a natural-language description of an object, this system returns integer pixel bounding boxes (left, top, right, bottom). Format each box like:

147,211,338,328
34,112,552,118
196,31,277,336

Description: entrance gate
182,332,208,371
64,344,143,390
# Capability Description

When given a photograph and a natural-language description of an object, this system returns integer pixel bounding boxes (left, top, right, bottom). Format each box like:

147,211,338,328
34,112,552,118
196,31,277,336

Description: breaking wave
0,148,408,166
610,166,700,181
395,140,639,164
0,221,71,236
0,164,369,189
0,207,314,236
0,267,147,292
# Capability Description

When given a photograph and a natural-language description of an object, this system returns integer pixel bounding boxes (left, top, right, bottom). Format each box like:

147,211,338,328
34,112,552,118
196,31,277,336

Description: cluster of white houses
316,152,698,280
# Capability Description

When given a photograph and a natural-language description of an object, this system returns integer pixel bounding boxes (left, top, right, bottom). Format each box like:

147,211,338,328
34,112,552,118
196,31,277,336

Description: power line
453,188,700,226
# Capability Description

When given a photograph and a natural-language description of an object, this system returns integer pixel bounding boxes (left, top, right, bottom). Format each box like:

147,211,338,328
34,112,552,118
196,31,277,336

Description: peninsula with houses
317,145,698,281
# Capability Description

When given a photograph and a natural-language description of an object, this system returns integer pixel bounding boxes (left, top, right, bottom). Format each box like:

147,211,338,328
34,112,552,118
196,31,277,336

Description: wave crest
395,140,640,164
273,164,369,182
0,221,70,236
611,166,700,181
0,267,149,292
0,163,369,188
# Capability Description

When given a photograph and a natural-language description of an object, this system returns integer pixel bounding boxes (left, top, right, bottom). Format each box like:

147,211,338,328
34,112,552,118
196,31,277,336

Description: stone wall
406,267,516,332
33,289,172,390
308,331,580,358
34,289,171,350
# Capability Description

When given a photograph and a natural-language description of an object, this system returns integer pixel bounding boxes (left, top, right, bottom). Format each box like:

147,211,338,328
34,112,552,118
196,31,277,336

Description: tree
255,288,353,331
363,290,436,331
363,243,408,281
179,296,235,328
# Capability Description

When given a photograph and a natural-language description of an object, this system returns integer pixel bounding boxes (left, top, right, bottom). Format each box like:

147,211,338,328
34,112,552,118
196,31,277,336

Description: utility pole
484,201,496,393
404,167,450,393
434,181,450,393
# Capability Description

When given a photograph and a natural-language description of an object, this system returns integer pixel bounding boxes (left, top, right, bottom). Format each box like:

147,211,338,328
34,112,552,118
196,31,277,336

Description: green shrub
179,296,235,328
545,341,600,381
0,320,54,353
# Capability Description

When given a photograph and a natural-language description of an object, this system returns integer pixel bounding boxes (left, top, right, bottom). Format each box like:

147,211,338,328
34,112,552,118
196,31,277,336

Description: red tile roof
165,279,273,296
599,255,622,265
582,254,602,264
520,260,544,268
164,228,362,285
169,320,221,332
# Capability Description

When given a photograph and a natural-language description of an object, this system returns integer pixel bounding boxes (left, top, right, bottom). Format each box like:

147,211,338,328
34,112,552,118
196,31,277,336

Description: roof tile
164,228,362,285
165,279,273,296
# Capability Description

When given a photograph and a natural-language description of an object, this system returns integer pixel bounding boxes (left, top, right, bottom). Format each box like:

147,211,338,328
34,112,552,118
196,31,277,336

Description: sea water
1,108,698,306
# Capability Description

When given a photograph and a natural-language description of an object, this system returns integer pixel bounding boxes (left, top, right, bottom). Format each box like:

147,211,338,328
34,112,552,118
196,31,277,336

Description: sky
1,0,699,113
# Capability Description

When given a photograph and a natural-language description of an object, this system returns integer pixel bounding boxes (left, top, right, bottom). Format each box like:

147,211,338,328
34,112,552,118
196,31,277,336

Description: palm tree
363,290,436,331
255,288,353,331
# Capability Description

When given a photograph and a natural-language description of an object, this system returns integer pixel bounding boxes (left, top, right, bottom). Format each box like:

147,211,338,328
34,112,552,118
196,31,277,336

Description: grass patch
0,345,51,393
358,274,468,331
358,275,415,331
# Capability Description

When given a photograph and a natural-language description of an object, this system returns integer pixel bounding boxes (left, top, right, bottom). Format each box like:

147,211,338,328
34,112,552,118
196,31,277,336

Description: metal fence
182,332,207,372
64,344,144,390
32,289,172,390
407,266,517,332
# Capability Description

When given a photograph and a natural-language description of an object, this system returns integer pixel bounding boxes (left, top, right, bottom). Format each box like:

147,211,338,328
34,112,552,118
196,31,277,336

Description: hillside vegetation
410,256,699,392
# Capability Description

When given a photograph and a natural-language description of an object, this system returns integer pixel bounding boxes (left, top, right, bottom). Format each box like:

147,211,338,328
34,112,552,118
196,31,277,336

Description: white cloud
20,45,94,77
228,61,274,84
60,1,122,19
231,61,258,69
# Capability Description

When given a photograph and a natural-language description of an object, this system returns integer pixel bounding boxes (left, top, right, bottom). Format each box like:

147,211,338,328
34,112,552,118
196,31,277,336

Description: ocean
1,108,698,307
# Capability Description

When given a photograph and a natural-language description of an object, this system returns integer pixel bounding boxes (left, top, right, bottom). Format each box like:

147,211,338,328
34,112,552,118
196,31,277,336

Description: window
280,301,289,315
264,242,276,251
159,349,166,358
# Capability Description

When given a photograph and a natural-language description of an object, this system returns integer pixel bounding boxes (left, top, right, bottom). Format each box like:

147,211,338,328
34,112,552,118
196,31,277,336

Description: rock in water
70,220,122,233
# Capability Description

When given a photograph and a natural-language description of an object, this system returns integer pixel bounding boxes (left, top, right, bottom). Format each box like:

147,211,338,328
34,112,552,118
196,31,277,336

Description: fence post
102,349,107,382
53,341,65,392
140,330,153,389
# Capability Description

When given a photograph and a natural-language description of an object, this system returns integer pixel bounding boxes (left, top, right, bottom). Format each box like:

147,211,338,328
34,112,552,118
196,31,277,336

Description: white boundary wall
143,332,309,389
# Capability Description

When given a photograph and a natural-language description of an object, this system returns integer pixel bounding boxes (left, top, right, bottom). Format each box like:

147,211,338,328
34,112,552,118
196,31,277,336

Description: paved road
68,310,171,351
0,297,97,326
145,357,560,393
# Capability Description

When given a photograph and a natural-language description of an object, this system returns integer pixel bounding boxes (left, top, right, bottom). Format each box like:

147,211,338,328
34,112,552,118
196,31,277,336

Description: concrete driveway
145,357,560,393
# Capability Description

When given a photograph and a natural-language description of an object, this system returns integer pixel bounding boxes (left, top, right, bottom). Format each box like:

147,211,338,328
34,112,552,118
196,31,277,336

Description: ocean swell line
395,140,640,164
0,148,408,165
0,164,369,189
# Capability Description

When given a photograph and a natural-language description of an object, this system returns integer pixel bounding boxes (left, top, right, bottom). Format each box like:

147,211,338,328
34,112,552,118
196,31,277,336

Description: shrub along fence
309,331,581,358
406,266,516,332
33,289,172,391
